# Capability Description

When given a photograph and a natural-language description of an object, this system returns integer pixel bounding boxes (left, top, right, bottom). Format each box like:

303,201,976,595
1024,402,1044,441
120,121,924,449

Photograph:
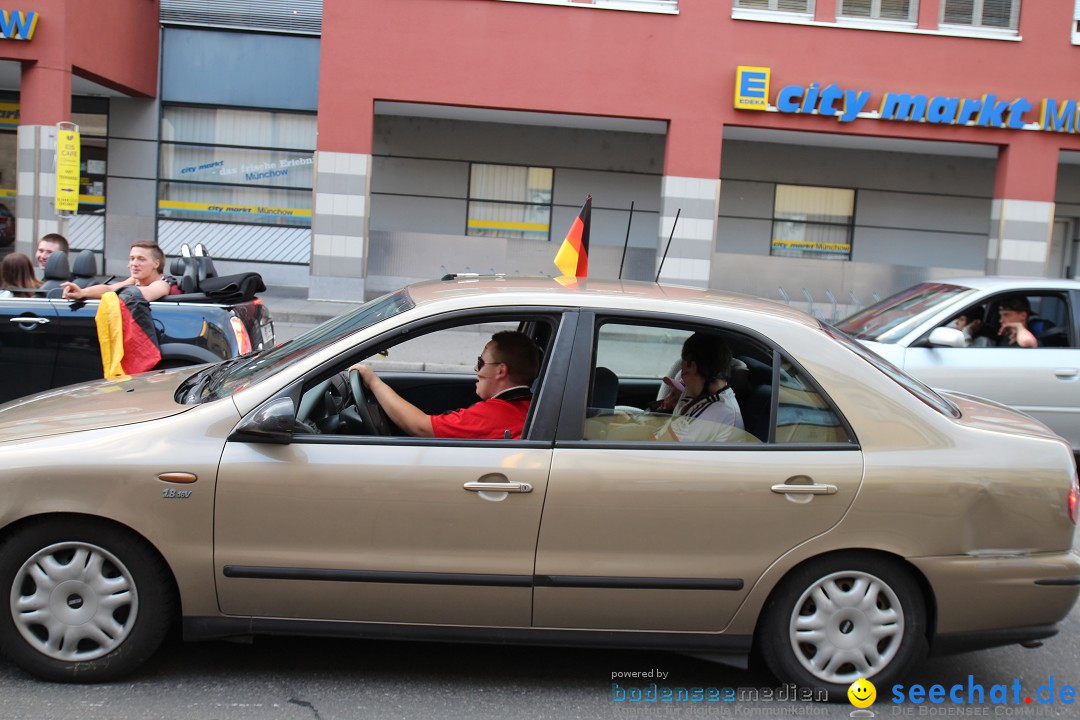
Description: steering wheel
348,369,393,436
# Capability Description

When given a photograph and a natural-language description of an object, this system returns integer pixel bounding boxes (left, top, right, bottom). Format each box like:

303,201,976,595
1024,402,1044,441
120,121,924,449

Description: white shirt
663,386,744,443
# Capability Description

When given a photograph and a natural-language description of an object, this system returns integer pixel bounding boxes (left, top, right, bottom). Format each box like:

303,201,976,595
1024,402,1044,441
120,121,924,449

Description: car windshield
177,289,414,404
836,283,975,343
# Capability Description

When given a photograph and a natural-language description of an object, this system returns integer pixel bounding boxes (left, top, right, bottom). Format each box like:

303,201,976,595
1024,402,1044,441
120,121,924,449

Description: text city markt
735,69,1080,133
179,157,314,182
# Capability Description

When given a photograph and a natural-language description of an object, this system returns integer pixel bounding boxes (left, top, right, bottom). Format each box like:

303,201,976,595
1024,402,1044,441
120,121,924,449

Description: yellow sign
771,238,851,254
55,128,80,214
735,66,771,111
158,199,312,219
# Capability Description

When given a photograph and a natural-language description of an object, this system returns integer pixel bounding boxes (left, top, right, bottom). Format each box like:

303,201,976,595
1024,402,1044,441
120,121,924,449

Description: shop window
769,185,855,262
466,164,553,241
940,0,1019,31
158,106,315,227
734,0,815,13
73,109,108,217
838,0,915,21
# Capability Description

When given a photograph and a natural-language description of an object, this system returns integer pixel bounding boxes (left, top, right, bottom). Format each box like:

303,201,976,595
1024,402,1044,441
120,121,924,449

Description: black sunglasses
475,356,504,372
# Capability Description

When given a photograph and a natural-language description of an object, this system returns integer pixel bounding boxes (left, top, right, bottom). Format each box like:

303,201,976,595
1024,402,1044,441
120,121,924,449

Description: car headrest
43,250,70,281
170,257,187,275
71,249,97,278
591,366,620,410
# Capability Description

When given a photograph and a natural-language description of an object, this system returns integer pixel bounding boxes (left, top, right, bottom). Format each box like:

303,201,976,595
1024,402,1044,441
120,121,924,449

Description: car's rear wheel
759,553,926,698
0,519,174,682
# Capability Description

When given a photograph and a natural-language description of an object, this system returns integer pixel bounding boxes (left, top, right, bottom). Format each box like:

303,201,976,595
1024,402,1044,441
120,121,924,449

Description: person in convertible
349,330,540,439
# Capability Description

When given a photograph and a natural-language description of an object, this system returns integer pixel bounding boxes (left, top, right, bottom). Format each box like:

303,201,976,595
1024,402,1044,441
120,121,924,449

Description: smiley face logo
848,678,876,708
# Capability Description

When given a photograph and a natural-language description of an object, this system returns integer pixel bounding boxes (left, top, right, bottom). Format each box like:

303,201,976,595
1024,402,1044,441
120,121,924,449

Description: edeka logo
0,11,37,41
735,66,770,111
733,65,1080,134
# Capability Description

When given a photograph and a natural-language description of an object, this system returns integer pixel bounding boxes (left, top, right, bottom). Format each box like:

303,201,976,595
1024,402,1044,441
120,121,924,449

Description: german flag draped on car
94,286,161,378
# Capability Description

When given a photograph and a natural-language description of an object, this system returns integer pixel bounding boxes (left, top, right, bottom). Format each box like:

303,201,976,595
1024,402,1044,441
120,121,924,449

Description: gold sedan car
0,278,1077,696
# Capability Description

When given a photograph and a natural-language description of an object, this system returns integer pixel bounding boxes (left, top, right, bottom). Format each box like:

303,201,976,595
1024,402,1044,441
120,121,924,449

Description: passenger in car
349,330,540,439
657,332,745,442
34,233,68,271
59,241,173,302
0,252,43,297
996,296,1039,348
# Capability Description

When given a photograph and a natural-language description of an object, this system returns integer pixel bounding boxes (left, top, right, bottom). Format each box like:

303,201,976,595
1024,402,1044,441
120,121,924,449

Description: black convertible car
0,249,274,404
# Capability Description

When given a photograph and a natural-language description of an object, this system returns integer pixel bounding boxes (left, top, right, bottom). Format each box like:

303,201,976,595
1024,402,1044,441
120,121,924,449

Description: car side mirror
927,327,967,348
230,397,296,443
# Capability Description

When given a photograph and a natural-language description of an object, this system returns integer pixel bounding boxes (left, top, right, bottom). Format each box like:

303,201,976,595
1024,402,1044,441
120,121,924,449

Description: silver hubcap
10,542,138,662
788,570,903,684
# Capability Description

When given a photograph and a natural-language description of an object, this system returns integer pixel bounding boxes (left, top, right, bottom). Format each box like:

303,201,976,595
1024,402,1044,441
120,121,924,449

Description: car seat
590,366,619,411
70,250,98,288
39,251,70,297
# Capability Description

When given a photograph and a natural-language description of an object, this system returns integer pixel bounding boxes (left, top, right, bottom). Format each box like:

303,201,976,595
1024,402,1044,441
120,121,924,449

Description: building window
466,164,553,241
838,0,915,22
1073,0,1079,44
734,0,815,13
158,106,316,227
940,0,1019,31
770,185,855,261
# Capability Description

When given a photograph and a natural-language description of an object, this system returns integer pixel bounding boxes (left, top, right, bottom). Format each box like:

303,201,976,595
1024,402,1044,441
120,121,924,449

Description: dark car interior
937,292,1074,348
291,315,558,438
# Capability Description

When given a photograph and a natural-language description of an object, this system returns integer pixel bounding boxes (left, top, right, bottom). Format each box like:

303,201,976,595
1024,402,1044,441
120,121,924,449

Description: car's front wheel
0,519,174,682
758,553,927,698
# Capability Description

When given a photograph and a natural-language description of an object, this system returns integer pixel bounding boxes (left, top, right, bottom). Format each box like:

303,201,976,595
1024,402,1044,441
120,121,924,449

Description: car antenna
617,201,634,280
655,208,681,283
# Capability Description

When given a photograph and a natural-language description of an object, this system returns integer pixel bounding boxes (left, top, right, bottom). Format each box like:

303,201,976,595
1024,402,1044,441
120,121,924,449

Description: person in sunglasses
349,330,540,439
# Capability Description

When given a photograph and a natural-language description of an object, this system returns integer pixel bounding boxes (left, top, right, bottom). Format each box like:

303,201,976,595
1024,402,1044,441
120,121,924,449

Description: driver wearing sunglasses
349,330,540,439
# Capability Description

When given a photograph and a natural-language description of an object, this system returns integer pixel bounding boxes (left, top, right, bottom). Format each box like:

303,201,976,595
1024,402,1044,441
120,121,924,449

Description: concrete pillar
15,124,63,254
656,175,721,288
309,150,370,301
14,64,73,258
986,138,1059,277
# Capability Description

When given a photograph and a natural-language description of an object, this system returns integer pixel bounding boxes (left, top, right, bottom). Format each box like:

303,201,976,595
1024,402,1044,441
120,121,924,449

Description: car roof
930,276,1080,292
403,275,822,328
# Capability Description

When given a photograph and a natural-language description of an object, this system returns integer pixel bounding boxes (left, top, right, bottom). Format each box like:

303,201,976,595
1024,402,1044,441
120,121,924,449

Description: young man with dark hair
350,330,541,439
997,296,1039,348
35,233,69,270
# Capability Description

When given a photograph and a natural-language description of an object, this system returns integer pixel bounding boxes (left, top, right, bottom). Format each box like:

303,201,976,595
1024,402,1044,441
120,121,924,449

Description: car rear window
826,324,961,419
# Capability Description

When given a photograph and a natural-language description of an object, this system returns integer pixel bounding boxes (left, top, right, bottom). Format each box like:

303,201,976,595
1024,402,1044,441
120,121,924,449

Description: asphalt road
1,598,1078,720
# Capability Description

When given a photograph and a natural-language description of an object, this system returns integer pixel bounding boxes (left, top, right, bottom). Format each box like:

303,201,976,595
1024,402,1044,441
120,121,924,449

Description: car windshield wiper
177,356,249,404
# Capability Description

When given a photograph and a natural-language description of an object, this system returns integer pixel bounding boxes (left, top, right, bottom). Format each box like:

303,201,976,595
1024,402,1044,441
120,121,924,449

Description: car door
48,297,105,389
532,313,864,632
212,310,575,628
900,290,1080,449
0,297,60,401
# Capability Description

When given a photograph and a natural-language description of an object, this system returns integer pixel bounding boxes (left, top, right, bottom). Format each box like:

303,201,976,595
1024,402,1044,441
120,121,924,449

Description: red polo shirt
429,387,532,439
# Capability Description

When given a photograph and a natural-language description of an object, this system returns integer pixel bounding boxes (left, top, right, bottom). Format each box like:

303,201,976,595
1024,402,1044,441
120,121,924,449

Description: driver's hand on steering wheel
348,363,378,386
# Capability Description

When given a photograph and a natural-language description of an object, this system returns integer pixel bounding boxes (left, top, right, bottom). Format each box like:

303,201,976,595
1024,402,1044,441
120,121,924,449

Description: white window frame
939,0,1020,34
495,0,678,14
836,0,917,23
1073,0,1080,44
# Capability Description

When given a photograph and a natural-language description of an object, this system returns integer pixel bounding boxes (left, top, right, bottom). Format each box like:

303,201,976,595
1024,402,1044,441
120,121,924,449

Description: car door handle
463,481,533,494
771,482,837,495
9,317,49,325
1054,368,1078,379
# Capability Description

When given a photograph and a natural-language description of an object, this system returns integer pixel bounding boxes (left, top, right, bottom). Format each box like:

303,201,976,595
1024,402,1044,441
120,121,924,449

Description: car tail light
1070,476,1079,526
230,316,252,355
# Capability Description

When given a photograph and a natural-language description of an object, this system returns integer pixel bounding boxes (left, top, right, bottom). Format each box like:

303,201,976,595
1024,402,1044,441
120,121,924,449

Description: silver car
837,277,1080,452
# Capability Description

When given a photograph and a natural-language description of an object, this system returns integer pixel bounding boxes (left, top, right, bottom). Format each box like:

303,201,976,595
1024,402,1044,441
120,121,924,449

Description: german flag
554,195,591,278
95,287,162,378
